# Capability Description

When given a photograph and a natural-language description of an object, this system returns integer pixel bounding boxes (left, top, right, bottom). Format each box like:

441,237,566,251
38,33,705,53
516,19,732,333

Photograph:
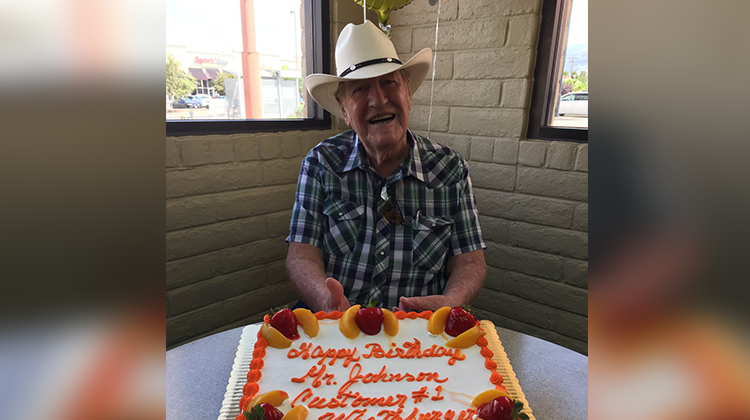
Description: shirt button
339,212,343,216
432,223,436,227
380,251,385,255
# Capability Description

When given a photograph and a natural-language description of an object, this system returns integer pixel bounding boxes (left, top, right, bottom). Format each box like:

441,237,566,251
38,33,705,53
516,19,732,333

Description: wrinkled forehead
337,70,409,96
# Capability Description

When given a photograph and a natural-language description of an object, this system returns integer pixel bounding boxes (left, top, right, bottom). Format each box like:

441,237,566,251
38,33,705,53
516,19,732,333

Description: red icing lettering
291,364,333,388
339,364,449,395
360,340,465,365
288,344,360,367
431,385,444,401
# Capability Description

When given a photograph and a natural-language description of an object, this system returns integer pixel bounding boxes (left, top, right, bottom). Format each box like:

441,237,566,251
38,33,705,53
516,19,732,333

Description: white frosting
254,318,497,420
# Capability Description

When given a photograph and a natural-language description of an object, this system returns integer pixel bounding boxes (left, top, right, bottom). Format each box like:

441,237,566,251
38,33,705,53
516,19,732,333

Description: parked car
172,97,202,109
558,91,588,116
189,94,211,108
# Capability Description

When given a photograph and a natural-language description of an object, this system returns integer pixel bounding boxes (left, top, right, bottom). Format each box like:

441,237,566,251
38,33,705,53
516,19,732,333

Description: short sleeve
449,164,486,255
286,152,326,248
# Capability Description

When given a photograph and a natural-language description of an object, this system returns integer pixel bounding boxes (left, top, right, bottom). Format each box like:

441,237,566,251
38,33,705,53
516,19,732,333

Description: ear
340,103,352,127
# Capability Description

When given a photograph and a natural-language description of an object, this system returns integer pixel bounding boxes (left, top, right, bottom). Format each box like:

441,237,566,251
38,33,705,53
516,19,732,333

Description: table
167,325,587,420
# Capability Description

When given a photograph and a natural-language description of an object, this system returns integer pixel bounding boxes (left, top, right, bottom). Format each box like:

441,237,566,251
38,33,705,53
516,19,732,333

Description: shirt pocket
323,199,365,255
411,215,454,273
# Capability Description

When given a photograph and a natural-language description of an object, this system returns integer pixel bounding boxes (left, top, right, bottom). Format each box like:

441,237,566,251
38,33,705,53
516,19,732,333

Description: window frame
166,0,331,136
527,0,588,143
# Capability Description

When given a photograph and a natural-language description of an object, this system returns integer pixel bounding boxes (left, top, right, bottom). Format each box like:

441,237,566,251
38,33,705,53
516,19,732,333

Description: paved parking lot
551,115,588,128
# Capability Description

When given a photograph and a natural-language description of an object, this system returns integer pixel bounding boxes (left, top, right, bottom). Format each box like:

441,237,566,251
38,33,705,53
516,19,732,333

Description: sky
166,0,302,58
567,0,588,47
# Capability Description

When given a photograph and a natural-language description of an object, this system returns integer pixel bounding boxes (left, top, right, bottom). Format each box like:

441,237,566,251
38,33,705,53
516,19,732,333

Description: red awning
205,68,220,80
188,68,208,80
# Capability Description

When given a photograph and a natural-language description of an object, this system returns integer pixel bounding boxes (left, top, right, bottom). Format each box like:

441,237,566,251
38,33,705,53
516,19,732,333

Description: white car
558,91,588,116
189,94,212,108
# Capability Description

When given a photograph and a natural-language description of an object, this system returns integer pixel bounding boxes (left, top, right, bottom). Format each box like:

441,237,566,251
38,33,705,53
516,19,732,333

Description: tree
560,79,574,95
212,71,237,96
166,53,196,100
573,78,588,92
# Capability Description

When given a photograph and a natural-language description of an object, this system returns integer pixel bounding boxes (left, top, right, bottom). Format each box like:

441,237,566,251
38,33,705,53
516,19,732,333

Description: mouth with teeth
368,114,395,124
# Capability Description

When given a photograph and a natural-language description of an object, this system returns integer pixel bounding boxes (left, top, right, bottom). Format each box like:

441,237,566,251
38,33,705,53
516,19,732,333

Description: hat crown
335,21,400,78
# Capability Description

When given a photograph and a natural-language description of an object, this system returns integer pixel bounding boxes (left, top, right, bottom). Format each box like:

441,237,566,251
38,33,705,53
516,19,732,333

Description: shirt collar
336,132,368,174
335,130,428,185
404,130,427,184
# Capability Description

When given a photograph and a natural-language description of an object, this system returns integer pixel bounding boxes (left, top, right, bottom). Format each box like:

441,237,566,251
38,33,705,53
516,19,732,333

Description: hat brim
304,48,432,120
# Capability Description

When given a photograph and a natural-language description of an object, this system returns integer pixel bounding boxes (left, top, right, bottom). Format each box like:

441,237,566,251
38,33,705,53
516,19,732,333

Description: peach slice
339,304,361,339
281,404,309,420
382,308,398,336
427,306,451,335
260,322,292,349
293,308,319,337
245,390,289,411
445,325,485,349
471,389,511,407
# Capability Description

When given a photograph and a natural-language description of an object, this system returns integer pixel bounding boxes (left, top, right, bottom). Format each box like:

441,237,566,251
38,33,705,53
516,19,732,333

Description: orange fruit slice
245,390,289,411
339,305,361,339
428,306,451,335
293,308,319,337
260,323,292,349
281,404,309,420
445,325,485,349
471,389,511,407
382,308,399,336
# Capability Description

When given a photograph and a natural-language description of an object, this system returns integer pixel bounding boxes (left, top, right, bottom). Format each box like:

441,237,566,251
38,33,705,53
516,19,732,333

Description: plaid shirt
287,130,485,308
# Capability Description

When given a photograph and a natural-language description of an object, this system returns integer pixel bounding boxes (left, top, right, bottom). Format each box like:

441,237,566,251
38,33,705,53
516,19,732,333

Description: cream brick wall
388,0,588,354
166,129,337,348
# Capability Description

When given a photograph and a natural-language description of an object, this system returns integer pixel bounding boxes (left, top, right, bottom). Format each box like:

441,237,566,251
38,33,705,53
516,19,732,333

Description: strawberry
269,308,299,340
477,397,529,420
355,299,384,335
444,305,476,337
244,403,284,420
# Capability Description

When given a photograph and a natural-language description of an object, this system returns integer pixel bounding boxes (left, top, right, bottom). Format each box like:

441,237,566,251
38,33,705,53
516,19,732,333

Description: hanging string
426,0,441,139
363,0,367,23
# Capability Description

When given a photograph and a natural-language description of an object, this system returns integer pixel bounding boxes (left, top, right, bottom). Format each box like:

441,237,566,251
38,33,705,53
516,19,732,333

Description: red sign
194,56,228,65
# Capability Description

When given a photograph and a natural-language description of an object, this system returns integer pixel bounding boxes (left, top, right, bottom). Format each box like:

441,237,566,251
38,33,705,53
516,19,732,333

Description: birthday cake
235,306,529,420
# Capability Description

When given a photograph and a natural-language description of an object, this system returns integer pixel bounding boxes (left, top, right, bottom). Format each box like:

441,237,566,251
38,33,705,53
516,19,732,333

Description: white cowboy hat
305,20,432,120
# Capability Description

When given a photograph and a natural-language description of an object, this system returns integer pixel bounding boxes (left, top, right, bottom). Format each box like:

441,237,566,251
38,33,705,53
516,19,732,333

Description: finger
325,277,344,297
399,296,421,310
325,277,350,311
401,295,445,311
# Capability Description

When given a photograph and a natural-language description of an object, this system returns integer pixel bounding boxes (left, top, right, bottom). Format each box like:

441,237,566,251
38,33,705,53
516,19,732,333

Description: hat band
338,57,403,78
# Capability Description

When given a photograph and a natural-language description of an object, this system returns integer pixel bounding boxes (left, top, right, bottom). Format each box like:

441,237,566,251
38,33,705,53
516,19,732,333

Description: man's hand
325,277,351,312
397,295,459,312
395,249,487,312
287,242,351,312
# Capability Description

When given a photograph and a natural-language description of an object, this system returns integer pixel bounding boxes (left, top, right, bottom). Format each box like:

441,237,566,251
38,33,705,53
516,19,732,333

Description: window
527,0,588,142
166,0,330,136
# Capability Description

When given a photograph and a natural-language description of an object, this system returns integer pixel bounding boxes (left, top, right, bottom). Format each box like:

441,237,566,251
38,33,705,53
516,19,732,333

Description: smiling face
337,71,412,156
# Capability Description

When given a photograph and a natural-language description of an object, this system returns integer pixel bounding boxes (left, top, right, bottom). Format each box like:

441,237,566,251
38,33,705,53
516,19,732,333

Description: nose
367,83,388,107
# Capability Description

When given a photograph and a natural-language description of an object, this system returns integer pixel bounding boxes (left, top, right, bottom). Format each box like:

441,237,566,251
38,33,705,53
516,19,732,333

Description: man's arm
286,242,350,312
399,249,486,311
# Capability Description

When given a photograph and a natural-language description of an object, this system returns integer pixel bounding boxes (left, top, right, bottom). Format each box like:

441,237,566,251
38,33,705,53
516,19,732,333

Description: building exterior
166,44,302,119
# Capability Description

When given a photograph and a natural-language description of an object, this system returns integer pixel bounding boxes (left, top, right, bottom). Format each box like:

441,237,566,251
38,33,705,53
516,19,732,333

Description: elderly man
286,21,486,313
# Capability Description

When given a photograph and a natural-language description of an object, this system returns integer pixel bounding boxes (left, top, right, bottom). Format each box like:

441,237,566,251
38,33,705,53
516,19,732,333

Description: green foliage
560,79,574,95
562,69,588,94
212,71,237,96
166,54,196,100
